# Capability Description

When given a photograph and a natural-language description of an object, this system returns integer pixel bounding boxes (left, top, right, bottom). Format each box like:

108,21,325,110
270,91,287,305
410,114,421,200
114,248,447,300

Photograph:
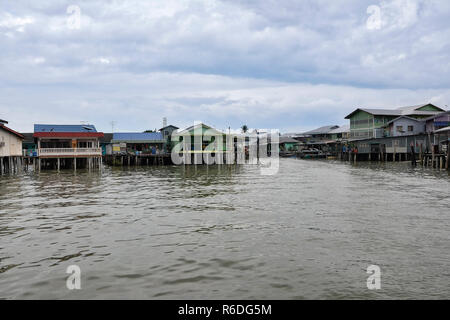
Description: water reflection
0,160,449,299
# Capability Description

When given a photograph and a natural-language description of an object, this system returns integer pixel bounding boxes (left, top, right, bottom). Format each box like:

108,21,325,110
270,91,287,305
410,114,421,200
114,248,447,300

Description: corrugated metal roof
423,110,450,121
395,103,445,112
34,124,97,133
279,137,300,144
435,126,450,133
385,116,424,126
302,125,339,135
345,104,445,119
112,132,164,142
329,125,350,134
395,104,428,111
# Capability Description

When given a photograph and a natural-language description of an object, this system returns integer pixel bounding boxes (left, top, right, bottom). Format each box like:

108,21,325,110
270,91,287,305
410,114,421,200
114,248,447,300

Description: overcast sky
1,0,450,133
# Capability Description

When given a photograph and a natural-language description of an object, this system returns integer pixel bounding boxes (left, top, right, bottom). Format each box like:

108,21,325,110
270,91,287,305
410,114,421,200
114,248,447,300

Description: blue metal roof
112,132,164,142
34,124,97,133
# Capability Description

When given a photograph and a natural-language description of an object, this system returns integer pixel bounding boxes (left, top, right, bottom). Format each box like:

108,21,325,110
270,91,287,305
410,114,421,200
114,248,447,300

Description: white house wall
0,129,23,157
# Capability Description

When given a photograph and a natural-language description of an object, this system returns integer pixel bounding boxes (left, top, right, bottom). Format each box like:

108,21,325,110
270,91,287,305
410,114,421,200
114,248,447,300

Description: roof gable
176,123,224,136
385,115,424,126
0,124,24,139
279,137,299,144
345,108,401,119
395,103,445,113
159,125,179,131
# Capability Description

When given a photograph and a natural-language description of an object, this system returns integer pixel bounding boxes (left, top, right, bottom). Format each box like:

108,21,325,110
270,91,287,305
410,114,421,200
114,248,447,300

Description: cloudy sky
1,0,450,133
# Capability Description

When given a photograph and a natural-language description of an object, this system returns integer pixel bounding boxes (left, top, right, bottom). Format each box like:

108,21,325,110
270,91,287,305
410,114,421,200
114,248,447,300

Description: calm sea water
0,159,449,299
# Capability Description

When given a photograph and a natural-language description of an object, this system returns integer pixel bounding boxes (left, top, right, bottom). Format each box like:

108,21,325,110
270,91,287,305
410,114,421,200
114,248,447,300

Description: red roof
33,132,104,138
0,124,24,139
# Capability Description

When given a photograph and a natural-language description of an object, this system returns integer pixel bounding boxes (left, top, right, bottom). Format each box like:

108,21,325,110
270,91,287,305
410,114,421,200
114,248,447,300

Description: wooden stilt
420,144,423,166
446,143,450,170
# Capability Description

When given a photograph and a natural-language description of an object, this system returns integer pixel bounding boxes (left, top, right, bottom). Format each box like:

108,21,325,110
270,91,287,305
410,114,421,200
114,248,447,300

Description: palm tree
241,124,249,133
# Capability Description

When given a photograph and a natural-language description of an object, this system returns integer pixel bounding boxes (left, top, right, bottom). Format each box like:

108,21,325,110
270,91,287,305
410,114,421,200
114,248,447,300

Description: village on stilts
1,103,450,174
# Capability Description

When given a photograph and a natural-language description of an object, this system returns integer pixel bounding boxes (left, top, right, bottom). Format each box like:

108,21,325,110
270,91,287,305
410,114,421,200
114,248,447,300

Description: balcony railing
23,149,38,157
38,148,102,157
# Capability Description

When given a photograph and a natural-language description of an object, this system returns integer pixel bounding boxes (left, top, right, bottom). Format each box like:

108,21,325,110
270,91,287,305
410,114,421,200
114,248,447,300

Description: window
396,126,404,132
408,126,414,132
77,141,93,148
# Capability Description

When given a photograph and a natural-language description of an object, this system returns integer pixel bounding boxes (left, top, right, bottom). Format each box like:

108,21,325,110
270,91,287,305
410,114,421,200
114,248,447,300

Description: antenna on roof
110,121,116,133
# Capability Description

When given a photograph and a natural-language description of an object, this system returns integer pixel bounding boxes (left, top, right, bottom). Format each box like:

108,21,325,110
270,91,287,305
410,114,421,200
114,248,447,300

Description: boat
297,148,327,159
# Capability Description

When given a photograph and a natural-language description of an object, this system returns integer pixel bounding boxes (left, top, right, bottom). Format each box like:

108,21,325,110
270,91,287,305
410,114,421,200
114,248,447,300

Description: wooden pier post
446,145,450,170
419,144,423,166
432,148,435,168
411,145,417,167
430,133,436,168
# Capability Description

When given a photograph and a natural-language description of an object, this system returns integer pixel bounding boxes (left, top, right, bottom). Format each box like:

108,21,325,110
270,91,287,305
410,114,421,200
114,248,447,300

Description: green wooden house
345,104,445,140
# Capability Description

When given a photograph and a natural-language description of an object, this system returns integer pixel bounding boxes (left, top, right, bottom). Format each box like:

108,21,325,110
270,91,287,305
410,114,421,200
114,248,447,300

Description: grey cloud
1,0,450,132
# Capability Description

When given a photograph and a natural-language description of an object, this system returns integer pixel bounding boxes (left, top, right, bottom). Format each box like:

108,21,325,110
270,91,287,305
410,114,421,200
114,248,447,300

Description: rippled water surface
1,159,449,299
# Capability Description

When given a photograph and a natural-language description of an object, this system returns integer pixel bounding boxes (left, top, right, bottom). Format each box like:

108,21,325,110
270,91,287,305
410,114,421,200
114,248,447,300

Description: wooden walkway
104,154,172,166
